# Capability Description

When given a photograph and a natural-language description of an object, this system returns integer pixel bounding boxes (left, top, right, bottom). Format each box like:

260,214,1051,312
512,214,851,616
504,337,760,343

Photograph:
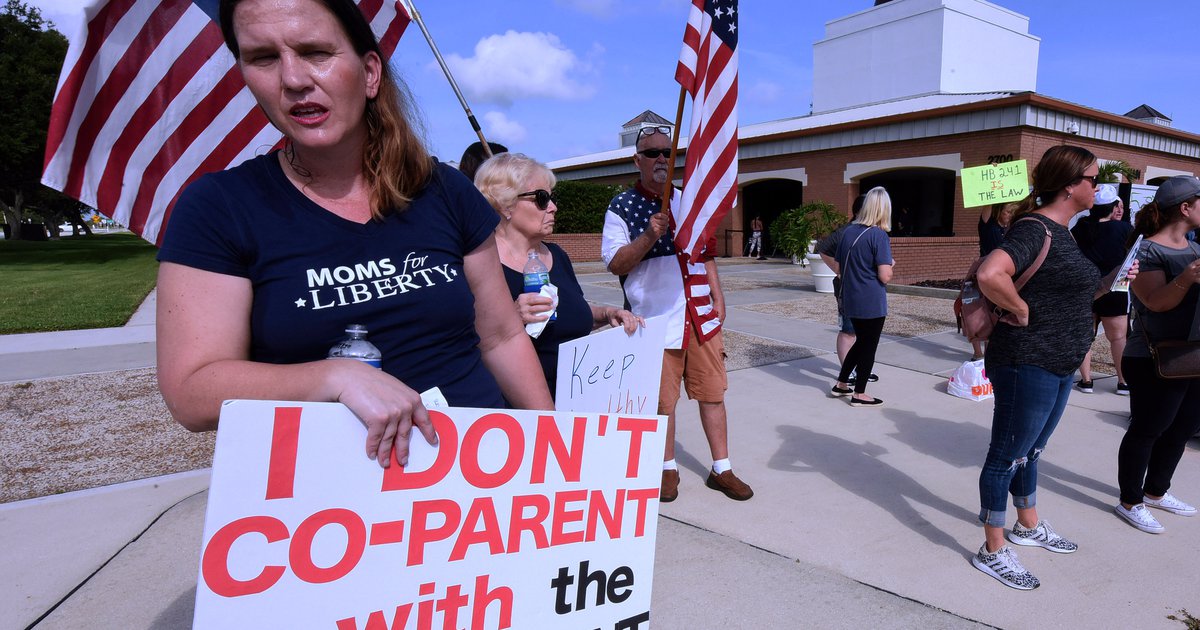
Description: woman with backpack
1113,175,1200,534
970,145,1136,590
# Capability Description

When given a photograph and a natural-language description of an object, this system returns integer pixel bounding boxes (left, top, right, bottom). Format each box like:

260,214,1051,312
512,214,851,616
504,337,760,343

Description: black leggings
838,317,886,394
1117,356,1200,505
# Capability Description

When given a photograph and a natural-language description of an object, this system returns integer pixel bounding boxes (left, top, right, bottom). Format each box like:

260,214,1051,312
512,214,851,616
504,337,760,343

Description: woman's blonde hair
219,0,432,219
855,186,892,231
473,153,556,216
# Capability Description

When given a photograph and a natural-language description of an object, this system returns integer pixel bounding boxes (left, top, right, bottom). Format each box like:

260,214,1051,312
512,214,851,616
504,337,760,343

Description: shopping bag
947,359,993,401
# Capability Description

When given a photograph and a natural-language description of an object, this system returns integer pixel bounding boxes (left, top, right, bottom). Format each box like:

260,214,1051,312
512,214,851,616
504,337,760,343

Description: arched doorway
740,179,803,256
859,168,956,236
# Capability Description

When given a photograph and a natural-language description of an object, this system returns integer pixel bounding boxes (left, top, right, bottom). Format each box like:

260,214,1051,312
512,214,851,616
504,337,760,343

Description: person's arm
980,205,994,224
976,250,1029,325
705,257,726,322
876,264,893,285
589,305,643,333
465,235,554,410
1132,257,1199,312
820,253,840,275
606,211,669,276
155,262,436,467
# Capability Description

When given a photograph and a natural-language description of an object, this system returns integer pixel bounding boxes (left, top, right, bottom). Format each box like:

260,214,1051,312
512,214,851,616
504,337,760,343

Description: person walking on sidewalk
601,125,753,503
747,215,765,259
830,187,893,407
971,145,1135,590
1113,175,1200,534
818,193,877,387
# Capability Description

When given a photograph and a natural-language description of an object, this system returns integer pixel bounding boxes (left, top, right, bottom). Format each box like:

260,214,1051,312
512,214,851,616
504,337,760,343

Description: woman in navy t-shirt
155,0,552,468
474,153,641,400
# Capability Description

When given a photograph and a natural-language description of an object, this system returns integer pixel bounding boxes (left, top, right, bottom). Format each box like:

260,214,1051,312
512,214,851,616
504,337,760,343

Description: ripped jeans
978,363,1073,527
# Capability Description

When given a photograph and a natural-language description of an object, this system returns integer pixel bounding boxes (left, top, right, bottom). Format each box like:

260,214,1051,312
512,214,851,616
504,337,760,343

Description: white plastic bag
947,359,993,401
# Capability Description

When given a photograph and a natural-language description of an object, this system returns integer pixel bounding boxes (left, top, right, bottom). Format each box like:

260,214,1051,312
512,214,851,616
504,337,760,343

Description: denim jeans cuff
1012,493,1036,509
979,508,1006,528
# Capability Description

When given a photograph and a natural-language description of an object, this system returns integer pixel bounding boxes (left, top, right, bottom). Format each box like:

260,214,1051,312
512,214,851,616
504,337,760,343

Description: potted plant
769,201,848,292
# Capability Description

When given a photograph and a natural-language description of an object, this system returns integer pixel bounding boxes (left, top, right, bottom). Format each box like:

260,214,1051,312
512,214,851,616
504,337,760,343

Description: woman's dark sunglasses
517,189,556,211
638,148,672,159
1077,175,1099,186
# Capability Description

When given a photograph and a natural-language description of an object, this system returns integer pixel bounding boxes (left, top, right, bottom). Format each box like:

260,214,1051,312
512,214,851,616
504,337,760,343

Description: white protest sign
555,315,668,414
193,400,666,630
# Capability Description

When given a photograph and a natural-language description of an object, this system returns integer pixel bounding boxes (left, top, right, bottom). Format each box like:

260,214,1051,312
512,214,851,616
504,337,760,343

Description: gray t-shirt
1125,240,1200,358
985,214,1101,375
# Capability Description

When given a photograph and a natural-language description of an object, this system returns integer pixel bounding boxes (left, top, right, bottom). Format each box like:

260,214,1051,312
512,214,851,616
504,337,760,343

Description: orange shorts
659,327,727,414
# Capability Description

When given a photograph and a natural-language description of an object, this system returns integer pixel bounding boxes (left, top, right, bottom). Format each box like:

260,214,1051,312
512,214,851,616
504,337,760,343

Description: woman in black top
1113,175,1200,534
475,153,641,399
970,145,1135,590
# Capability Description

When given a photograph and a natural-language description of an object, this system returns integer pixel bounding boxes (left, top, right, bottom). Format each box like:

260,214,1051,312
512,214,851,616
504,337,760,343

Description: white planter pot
807,253,836,293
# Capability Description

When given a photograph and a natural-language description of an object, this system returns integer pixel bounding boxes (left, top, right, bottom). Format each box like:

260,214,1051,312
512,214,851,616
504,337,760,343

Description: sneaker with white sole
972,544,1040,590
1144,492,1198,516
1075,379,1094,393
1115,503,1165,533
1006,519,1078,554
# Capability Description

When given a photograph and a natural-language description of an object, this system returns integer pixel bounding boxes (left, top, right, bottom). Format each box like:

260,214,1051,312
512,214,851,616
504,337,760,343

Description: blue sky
28,0,1200,165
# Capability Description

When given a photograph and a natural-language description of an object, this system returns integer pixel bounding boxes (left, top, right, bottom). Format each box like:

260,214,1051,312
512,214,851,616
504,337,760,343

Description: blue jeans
978,363,1073,527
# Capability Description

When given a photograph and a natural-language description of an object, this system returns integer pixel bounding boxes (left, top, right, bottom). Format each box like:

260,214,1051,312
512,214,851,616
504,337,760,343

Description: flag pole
661,85,688,214
399,0,493,157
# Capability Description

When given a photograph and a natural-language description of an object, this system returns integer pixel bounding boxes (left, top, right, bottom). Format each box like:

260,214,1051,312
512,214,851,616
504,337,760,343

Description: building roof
621,110,672,127
1125,104,1170,121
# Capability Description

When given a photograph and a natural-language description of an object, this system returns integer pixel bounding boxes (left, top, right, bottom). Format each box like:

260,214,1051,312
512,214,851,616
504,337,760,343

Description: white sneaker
1144,493,1198,516
1006,519,1078,554
972,544,1040,590
1115,503,1165,534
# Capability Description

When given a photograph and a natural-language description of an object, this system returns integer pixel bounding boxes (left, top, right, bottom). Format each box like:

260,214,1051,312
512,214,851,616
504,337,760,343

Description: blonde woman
475,153,641,399
831,187,894,407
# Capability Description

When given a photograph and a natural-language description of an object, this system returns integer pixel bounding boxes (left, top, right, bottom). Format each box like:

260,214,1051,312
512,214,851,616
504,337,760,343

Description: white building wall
812,0,1039,113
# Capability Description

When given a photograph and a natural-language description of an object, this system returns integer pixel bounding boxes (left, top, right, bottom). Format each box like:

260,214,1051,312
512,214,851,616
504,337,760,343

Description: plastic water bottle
327,324,382,368
522,250,555,321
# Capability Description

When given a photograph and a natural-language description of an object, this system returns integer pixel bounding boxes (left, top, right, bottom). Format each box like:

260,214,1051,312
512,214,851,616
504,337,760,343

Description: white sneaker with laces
1006,519,1078,554
1115,503,1165,534
1144,493,1197,516
972,544,1039,590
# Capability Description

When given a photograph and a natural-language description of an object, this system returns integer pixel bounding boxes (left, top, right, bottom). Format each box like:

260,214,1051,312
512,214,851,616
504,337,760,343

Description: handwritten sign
961,159,1030,208
193,401,666,630
555,315,668,415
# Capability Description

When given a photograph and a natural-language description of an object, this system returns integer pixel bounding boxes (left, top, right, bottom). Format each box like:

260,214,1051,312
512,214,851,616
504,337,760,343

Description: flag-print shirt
600,181,721,349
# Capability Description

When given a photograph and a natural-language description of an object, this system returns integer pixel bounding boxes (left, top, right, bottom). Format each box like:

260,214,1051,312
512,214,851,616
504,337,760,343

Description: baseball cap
1154,175,1200,208
1093,184,1118,206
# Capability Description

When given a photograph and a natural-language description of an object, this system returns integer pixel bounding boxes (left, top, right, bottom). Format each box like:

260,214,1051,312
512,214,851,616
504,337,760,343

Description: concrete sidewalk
3,263,1199,629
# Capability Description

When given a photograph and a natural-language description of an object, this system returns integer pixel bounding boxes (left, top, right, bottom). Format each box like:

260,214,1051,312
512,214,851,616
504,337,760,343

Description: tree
0,0,69,240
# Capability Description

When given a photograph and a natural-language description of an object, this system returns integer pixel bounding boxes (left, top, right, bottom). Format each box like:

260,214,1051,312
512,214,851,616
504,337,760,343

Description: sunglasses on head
636,125,671,140
517,189,556,211
638,148,672,159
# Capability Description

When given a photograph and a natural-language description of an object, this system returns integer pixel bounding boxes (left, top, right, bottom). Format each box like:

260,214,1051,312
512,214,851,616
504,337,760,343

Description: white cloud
745,80,783,105
444,31,596,106
481,111,528,145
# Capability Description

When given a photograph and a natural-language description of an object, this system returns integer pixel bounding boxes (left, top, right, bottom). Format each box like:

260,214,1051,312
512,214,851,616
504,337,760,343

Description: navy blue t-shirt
157,153,505,408
502,243,593,399
835,224,892,319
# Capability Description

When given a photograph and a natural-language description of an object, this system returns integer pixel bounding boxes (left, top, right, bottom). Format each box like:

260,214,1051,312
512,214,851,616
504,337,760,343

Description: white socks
712,458,731,474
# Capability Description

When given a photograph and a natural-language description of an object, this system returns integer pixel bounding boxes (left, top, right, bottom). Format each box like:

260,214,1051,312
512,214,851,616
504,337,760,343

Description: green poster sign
961,160,1030,208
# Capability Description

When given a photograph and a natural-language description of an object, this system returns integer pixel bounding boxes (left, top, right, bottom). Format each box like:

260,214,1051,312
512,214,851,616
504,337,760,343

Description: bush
553,180,625,233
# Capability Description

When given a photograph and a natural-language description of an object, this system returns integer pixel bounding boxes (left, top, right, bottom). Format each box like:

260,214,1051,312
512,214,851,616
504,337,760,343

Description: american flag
41,0,410,246
674,0,738,264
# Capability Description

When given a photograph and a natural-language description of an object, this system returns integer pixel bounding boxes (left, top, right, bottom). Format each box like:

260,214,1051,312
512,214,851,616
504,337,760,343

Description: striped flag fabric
41,0,410,246
674,0,738,264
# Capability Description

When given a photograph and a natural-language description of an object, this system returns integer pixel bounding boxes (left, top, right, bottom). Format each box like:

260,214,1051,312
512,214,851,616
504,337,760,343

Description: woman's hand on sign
330,360,437,468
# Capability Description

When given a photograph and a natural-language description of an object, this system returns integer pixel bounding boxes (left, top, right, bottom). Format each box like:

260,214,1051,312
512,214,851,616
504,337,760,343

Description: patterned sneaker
1075,379,1094,393
1144,493,1197,516
1006,520,1078,554
1115,503,1165,533
972,544,1040,590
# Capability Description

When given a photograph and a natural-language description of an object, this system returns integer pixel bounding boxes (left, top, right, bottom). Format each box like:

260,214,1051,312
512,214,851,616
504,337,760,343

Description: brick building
547,0,1200,283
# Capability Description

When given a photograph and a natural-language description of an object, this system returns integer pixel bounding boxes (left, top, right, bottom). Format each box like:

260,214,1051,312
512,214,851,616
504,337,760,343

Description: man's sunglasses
636,125,671,140
517,189,556,211
638,148,672,159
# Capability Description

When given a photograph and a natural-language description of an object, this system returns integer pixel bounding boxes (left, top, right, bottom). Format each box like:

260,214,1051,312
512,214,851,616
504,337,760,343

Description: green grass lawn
0,232,159,334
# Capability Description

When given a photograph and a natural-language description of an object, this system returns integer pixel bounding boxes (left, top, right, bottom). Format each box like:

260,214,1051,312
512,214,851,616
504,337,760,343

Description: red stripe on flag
62,1,192,198
44,0,139,168
95,25,225,214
